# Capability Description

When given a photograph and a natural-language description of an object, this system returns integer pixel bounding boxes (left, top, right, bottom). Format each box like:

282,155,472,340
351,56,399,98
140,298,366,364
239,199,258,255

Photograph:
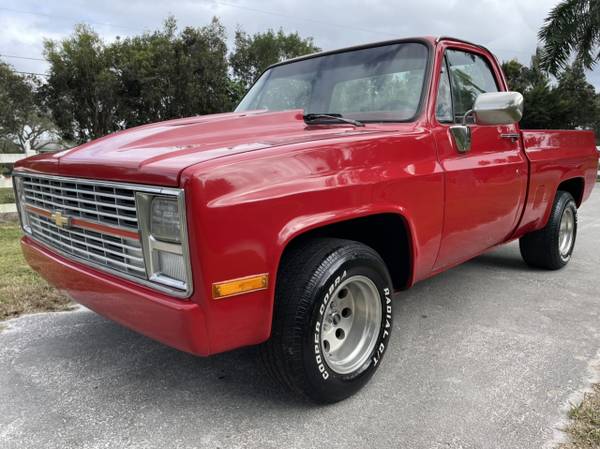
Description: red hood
16,110,392,187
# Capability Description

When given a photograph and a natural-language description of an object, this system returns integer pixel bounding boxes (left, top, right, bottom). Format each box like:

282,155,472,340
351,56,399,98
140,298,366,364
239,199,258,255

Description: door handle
500,133,520,142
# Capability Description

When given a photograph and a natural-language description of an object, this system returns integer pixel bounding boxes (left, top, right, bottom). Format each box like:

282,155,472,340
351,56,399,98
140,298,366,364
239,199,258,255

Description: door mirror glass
473,91,524,125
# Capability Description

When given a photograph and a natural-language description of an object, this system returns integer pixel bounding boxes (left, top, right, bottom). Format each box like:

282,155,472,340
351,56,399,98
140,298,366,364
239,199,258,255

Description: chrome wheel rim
320,275,382,375
559,207,575,259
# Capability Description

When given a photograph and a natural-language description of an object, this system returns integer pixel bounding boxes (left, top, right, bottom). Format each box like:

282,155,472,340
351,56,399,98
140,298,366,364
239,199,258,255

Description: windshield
235,42,429,122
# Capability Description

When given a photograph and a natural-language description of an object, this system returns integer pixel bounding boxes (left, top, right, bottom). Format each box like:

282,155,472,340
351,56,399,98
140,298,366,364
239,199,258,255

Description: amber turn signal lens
212,274,269,299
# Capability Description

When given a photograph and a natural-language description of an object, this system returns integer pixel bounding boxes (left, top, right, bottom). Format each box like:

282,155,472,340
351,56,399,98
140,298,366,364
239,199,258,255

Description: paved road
2,188,600,449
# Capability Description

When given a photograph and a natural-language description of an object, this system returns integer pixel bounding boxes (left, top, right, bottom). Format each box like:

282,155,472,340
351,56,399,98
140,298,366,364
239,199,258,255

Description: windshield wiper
303,113,365,127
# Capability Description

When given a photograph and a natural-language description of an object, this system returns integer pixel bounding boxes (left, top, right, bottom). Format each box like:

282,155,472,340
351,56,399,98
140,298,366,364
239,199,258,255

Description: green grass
560,385,600,448
0,188,15,205
0,222,71,320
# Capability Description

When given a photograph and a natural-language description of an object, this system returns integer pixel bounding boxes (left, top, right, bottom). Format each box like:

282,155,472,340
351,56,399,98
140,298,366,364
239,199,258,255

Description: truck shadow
38,308,312,409
26,245,532,410
465,251,533,272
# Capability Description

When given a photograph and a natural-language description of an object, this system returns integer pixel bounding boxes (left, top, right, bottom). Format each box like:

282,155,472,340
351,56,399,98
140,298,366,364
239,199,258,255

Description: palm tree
539,0,600,74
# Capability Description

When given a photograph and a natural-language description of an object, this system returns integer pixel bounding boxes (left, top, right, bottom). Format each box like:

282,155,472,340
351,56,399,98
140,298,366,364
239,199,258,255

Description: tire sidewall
302,252,393,402
557,196,577,264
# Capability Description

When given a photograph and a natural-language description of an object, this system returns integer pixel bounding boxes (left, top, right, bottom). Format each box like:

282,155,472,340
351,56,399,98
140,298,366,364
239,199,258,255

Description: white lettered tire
261,238,393,403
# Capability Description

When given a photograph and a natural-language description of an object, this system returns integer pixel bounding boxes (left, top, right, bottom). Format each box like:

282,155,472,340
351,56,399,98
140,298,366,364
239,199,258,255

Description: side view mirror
472,91,524,125
450,91,524,154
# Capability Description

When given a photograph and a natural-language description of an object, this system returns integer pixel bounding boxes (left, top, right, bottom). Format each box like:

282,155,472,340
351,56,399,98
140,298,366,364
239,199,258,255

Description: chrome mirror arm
461,109,475,126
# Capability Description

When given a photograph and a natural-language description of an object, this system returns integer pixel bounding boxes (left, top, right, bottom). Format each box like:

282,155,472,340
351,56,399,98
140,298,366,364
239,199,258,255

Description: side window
446,49,498,121
436,58,453,122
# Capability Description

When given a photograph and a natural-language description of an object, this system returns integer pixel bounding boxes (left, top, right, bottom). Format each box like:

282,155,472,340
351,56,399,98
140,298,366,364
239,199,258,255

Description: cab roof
266,36,494,71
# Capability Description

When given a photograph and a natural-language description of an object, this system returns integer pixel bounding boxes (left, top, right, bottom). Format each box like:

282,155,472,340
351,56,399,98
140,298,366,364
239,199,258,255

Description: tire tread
260,238,388,402
519,190,577,270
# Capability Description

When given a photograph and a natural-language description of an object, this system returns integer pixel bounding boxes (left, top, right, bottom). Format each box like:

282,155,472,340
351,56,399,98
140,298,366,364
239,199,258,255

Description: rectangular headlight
136,191,192,296
151,197,181,243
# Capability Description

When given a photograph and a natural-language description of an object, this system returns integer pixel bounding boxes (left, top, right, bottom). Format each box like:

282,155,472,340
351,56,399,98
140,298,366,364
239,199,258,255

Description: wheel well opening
557,177,585,207
283,214,412,290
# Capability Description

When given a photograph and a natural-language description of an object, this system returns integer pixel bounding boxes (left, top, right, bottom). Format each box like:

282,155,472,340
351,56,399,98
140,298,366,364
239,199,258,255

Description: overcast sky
1,0,599,88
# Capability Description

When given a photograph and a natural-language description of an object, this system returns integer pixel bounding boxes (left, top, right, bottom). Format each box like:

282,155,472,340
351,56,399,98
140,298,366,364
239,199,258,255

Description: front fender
179,127,443,354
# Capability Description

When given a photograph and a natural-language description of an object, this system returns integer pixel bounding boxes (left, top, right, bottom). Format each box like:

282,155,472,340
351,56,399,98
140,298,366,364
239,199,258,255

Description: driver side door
432,47,528,270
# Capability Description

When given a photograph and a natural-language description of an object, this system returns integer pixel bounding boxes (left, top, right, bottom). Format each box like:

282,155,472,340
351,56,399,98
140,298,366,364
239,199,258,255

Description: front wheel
261,238,393,403
519,190,578,270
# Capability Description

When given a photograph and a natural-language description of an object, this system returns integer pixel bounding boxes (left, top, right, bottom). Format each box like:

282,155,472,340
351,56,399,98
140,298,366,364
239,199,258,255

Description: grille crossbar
29,214,146,276
22,176,138,229
20,175,147,280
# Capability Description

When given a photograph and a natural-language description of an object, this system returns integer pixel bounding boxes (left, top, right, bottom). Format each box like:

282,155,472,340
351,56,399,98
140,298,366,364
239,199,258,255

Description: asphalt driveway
1,188,600,449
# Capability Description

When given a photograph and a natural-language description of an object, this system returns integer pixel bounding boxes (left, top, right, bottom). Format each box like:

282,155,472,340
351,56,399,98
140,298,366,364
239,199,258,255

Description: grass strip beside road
0,188,15,205
0,222,71,320
559,384,600,448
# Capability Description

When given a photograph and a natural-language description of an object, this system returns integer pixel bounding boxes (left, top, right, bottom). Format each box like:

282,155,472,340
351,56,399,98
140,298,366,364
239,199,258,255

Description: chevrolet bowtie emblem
50,211,71,228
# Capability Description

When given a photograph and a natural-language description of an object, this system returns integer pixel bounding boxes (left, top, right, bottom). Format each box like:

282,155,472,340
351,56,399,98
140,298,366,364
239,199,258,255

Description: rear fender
513,130,598,238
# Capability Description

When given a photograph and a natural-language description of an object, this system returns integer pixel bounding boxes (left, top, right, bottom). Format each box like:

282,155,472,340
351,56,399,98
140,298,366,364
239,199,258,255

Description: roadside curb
544,348,600,448
0,304,83,334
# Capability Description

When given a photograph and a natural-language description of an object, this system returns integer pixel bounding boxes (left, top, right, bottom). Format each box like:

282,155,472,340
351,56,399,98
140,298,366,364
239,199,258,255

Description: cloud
1,0,598,87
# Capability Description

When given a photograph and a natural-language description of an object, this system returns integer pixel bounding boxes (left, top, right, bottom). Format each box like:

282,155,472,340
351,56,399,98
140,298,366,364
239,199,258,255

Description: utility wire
0,5,547,55
0,6,141,31
207,0,396,37
0,4,541,65
13,70,49,77
0,4,395,38
0,54,47,62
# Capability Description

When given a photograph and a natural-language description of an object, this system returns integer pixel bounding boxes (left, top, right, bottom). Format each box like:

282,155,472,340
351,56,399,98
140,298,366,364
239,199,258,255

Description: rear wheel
519,190,577,270
261,238,393,403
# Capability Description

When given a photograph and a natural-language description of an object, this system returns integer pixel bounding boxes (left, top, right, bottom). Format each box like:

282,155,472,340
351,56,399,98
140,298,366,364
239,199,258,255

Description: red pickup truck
14,36,598,403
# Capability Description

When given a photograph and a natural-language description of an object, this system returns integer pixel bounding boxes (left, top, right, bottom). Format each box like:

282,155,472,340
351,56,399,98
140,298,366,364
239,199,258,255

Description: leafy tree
114,17,233,127
503,51,600,131
42,25,121,143
41,19,320,142
539,0,600,74
521,83,564,129
501,59,531,95
502,49,551,93
501,53,559,128
555,61,599,129
0,61,59,153
229,29,320,96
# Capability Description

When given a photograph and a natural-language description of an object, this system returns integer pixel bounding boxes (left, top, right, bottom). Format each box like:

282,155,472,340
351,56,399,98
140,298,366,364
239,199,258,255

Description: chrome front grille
29,214,146,277
22,175,138,230
19,173,147,281
15,173,191,297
